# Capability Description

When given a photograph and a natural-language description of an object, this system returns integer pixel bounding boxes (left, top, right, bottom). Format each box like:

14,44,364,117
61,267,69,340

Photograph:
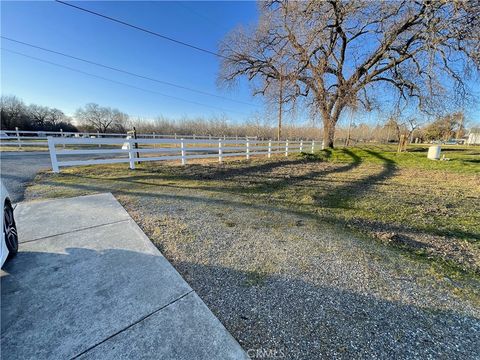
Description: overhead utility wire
1,36,256,107
1,48,247,116
55,0,229,60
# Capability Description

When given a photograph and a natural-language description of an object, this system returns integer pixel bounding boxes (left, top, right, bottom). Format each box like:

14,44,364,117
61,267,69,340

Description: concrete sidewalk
1,193,247,359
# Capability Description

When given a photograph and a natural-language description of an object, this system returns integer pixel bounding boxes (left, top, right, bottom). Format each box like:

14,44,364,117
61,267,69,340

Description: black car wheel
3,201,18,258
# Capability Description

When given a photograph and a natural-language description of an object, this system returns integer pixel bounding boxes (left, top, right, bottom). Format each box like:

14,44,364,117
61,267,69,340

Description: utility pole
345,113,354,147
456,111,464,139
386,123,391,144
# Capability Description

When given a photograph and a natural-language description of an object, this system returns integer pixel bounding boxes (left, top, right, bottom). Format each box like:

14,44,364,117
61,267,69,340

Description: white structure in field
467,132,480,145
427,145,441,160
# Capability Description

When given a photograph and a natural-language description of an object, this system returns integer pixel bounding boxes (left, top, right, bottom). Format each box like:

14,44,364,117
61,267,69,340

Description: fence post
15,127,21,149
268,140,272,158
300,140,303,153
311,140,315,154
60,128,65,150
285,139,289,157
47,137,59,173
218,139,223,163
181,138,186,165
246,140,250,160
128,139,135,170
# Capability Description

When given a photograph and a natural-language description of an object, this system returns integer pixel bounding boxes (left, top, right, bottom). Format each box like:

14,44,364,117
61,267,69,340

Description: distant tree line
1,95,476,142
130,115,323,140
335,112,469,145
1,95,77,132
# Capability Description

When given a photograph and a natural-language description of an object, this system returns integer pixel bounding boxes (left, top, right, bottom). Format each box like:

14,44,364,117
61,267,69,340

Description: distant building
467,132,480,145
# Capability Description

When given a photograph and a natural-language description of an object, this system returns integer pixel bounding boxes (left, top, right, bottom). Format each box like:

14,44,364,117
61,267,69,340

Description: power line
1,36,257,107
55,0,229,60
1,48,248,116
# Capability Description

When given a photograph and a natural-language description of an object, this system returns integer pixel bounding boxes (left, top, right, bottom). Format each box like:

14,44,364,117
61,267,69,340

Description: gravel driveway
121,186,480,359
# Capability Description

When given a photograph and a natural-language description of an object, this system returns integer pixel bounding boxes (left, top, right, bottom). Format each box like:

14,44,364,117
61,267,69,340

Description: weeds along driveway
26,148,480,359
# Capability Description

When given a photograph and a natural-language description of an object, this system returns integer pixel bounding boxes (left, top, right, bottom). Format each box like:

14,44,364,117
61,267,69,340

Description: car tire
3,201,18,258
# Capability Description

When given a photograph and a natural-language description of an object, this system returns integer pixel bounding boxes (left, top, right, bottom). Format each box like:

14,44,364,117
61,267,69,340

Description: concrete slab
15,193,130,242
78,292,248,360
1,194,246,359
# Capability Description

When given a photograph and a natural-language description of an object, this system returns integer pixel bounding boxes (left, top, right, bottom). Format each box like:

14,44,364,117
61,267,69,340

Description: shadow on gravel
173,261,479,359
3,248,478,359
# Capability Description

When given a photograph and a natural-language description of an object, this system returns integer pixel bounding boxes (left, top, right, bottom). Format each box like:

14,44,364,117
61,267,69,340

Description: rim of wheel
4,205,18,252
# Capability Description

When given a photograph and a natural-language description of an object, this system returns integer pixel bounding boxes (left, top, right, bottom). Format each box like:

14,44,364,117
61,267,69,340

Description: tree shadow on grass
316,149,397,209
111,149,362,194
66,148,362,199
137,157,312,181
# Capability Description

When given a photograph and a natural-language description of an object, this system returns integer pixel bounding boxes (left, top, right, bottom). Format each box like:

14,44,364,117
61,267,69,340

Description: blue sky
1,1,262,121
1,1,479,127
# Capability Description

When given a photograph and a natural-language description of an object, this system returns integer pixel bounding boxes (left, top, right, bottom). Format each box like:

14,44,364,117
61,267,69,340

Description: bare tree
219,0,480,148
0,95,26,129
75,103,129,133
28,104,51,128
423,112,465,141
403,117,422,143
48,108,68,127
108,109,130,133
75,103,109,132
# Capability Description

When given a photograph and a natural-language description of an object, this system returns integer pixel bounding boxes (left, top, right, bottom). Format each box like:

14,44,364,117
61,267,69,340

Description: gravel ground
25,151,479,359
119,186,480,359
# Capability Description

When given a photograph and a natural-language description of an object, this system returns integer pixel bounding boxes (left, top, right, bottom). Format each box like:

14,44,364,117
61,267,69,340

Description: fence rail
47,136,317,173
0,128,262,149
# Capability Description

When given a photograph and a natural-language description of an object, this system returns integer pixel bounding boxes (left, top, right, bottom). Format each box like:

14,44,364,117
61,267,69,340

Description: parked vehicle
444,139,459,145
1,181,18,267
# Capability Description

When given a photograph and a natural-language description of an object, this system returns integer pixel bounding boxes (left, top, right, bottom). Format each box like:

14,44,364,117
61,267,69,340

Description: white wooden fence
0,128,259,149
47,136,317,173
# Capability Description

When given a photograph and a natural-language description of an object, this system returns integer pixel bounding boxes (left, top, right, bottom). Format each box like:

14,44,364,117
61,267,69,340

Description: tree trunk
322,118,335,149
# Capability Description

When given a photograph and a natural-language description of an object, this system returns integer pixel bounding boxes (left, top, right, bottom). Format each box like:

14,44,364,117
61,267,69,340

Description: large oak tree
219,0,479,148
